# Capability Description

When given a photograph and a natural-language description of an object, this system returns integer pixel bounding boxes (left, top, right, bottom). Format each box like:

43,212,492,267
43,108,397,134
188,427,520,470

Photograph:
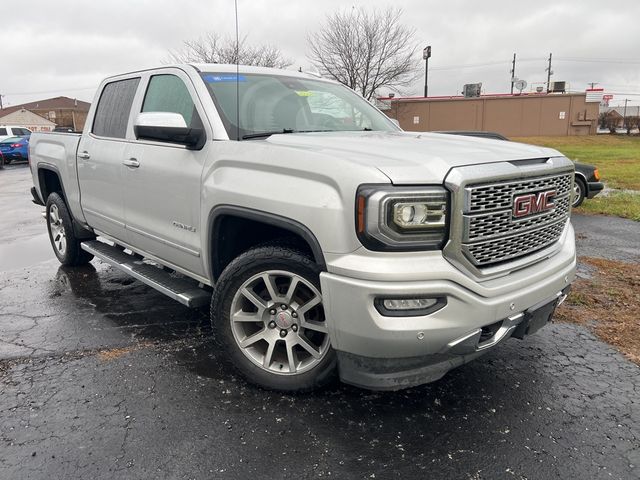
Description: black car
571,162,603,207
438,131,604,207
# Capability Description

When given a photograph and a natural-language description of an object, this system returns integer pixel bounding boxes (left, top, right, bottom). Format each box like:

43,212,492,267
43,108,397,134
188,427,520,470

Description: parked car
572,163,603,207
29,64,576,392
0,125,31,141
438,131,604,208
0,135,30,164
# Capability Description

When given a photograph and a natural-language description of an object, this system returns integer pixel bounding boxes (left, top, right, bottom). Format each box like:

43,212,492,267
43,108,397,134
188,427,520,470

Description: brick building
378,92,600,137
0,96,91,132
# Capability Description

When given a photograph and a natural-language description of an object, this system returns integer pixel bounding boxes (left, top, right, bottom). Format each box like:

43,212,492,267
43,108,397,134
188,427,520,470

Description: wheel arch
207,205,327,282
574,171,589,195
38,164,94,240
37,164,67,204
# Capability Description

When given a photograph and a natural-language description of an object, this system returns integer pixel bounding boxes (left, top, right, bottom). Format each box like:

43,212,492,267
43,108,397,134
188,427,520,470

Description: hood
264,131,562,184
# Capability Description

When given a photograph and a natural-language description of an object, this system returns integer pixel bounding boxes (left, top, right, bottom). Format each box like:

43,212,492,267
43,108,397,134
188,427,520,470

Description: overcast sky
3,0,639,107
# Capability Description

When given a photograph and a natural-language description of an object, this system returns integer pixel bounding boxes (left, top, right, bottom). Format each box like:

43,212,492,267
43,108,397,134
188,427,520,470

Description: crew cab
29,64,576,391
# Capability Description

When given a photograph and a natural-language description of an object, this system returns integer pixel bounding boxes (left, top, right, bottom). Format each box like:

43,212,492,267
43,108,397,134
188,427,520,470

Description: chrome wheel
572,181,584,207
230,270,329,375
48,204,67,256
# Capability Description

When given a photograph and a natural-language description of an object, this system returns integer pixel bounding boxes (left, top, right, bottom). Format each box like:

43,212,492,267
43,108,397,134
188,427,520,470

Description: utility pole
423,46,431,98
0,94,3,110
623,98,628,132
545,53,553,93
510,53,516,94
588,82,599,89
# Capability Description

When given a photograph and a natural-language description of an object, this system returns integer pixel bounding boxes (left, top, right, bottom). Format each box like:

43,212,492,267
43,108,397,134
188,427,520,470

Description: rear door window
92,78,140,138
0,128,7,136
142,74,198,127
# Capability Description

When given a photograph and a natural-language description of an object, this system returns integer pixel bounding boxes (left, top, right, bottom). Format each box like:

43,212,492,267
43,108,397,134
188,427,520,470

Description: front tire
46,192,94,266
210,245,336,392
572,178,586,208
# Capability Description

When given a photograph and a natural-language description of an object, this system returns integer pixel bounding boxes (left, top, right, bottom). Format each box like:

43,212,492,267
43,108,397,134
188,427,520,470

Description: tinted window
0,128,6,136
14,128,29,136
142,75,196,126
93,78,140,138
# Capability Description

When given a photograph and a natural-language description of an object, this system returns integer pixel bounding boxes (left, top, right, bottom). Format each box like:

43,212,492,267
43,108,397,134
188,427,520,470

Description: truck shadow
53,263,211,341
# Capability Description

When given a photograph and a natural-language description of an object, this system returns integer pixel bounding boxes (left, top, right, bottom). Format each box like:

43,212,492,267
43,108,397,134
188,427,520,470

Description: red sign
603,94,614,101
513,190,556,218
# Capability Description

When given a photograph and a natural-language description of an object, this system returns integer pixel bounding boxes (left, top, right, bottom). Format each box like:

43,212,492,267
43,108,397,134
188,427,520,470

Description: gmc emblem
513,190,556,218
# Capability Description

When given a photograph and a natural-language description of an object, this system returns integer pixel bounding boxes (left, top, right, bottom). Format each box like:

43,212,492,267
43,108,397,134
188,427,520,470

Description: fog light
374,296,446,317
383,298,437,310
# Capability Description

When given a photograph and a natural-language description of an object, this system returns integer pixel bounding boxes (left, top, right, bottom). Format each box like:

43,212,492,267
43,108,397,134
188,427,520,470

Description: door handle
123,158,140,168
78,151,90,160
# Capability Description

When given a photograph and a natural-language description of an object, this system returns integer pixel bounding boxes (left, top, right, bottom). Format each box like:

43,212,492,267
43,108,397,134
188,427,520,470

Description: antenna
234,0,240,141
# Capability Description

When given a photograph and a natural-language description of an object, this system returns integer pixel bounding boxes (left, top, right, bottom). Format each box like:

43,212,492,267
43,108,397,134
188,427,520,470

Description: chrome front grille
465,195,570,242
466,174,572,213
463,220,567,266
462,172,573,267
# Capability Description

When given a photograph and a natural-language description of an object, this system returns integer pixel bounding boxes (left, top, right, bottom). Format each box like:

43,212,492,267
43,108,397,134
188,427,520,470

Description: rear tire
210,244,336,392
46,192,94,266
3,158,11,165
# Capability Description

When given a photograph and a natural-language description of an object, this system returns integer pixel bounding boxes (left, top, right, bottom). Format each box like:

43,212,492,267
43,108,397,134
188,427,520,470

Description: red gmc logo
513,190,556,218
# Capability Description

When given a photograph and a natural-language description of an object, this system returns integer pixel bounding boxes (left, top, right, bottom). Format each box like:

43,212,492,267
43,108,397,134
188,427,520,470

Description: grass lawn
513,135,640,220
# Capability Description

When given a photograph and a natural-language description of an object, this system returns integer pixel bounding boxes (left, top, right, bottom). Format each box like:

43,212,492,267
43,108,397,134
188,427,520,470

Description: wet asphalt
0,164,639,479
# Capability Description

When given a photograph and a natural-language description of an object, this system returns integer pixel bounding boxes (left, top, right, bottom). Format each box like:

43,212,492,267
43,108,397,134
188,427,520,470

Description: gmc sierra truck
29,64,576,391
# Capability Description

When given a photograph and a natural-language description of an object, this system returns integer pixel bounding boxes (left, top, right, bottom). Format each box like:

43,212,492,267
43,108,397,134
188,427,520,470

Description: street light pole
423,46,431,98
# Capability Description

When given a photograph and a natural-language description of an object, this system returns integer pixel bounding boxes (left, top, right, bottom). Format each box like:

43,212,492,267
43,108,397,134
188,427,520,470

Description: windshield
200,72,399,139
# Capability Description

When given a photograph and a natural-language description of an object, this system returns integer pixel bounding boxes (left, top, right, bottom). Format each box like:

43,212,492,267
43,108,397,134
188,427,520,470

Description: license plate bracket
511,296,560,340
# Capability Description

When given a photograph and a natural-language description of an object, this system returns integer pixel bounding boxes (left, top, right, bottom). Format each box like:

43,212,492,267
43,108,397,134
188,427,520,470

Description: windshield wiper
241,129,295,140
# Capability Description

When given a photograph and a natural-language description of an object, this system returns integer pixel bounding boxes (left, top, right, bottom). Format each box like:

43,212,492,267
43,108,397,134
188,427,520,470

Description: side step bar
81,240,211,308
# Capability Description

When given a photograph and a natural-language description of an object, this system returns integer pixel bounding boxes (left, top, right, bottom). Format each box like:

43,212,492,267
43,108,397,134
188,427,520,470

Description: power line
555,57,640,65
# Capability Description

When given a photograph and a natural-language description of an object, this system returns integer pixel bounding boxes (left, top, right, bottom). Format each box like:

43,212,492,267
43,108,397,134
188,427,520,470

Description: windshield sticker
295,91,313,97
204,74,247,83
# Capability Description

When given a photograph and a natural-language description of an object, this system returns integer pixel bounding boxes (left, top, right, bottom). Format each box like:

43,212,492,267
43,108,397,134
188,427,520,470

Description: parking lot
1,163,639,479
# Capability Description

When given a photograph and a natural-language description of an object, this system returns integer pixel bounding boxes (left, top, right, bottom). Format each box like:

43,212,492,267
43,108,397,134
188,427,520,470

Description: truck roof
103,63,329,83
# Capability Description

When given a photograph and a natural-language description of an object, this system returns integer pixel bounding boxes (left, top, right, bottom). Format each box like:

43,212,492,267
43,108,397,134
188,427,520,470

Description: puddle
0,233,54,271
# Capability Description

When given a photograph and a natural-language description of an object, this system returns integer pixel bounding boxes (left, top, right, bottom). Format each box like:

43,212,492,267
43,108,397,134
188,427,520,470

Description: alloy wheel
229,270,330,375
48,204,67,256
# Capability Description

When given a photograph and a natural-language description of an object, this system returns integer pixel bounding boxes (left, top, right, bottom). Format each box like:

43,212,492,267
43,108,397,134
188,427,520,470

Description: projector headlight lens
356,185,449,250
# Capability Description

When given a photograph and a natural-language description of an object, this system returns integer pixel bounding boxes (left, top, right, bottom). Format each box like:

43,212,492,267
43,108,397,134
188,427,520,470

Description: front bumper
320,223,576,390
587,181,604,199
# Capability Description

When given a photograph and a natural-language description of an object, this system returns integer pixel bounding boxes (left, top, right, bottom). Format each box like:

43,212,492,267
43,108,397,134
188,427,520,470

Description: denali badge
172,221,196,233
513,190,556,218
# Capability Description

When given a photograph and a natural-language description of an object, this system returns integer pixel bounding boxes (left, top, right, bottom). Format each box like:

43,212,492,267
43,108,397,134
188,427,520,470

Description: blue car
0,135,29,165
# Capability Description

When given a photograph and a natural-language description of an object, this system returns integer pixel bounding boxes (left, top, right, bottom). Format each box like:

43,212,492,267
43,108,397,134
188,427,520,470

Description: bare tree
625,116,640,135
601,111,621,134
307,7,419,101
167,33,292,68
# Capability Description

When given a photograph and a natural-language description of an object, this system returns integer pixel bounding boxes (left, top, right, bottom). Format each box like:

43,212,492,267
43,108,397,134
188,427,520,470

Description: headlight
356,185,449,250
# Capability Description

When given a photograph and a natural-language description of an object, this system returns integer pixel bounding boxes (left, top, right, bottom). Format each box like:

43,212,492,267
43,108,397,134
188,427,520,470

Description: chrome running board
81,240,211,308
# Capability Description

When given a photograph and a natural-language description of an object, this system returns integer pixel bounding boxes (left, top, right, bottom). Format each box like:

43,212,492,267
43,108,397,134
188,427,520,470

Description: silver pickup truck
29,64,576,391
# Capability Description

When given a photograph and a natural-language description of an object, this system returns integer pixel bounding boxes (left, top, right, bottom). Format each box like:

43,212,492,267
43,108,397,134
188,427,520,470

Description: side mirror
134,112,204,149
